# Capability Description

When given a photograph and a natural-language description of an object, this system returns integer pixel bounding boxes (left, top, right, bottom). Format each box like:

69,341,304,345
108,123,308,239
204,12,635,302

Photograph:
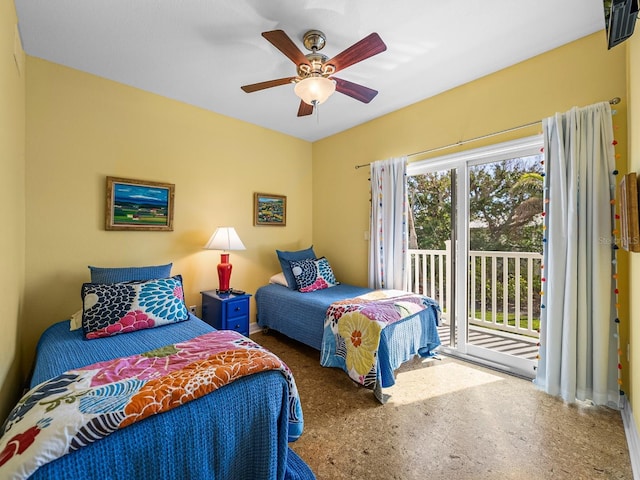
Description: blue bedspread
255,284,441,389
256,284,373,350
23,316,315,480
30,314,213,387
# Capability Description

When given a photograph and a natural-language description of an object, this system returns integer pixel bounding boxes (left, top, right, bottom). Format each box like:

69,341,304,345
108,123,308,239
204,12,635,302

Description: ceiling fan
241,29,387,117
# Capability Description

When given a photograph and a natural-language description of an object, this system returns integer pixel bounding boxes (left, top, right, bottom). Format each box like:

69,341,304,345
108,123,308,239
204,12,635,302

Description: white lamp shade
204,227,246,251
294,77,336,106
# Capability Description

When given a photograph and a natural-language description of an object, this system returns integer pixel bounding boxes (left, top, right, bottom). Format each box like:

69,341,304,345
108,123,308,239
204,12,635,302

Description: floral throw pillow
81,275,189,339
290,257,339,293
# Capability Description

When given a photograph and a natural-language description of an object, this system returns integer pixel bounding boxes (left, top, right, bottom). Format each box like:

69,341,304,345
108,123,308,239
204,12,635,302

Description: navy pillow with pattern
289,257,339,293
81,275,189,339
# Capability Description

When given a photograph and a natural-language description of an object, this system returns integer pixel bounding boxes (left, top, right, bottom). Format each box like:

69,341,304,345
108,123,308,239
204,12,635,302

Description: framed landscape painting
254,193,286,226
105,176,175,231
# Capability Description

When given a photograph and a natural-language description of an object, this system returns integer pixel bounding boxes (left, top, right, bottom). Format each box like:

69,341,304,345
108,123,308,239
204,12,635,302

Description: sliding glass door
407,136,543,378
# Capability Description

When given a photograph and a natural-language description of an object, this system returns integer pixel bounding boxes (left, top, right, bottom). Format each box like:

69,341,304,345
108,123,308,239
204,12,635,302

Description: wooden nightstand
200,290,252,336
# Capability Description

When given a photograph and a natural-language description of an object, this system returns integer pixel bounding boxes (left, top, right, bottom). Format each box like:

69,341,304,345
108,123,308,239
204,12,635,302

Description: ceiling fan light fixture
294,76,336,106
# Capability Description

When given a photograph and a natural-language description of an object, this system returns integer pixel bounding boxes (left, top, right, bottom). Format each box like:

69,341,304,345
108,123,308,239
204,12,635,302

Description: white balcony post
445,240,451,321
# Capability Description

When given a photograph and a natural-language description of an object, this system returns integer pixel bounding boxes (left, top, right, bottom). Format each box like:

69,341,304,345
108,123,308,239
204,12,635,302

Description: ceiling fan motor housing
297,52,334,78
302,30,326,51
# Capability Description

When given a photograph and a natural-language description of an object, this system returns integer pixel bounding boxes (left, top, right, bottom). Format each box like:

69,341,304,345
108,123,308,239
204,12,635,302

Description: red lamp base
217,253,232,293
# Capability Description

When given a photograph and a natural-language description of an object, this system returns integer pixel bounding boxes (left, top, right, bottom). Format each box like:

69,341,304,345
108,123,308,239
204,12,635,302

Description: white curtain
535,102,618,406
368,157,408,290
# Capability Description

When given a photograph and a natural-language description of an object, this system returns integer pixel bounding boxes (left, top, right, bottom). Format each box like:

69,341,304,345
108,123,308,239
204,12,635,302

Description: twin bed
255,282,441,400
0,266,315,480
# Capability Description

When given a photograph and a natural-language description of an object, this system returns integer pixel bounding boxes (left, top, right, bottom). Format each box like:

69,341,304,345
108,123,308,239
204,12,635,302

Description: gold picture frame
619,172,640,252
105,176,175,231
254,192,286,226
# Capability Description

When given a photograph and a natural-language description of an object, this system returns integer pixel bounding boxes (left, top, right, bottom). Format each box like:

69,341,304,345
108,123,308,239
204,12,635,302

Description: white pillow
69,309,83,331
269,272,288,286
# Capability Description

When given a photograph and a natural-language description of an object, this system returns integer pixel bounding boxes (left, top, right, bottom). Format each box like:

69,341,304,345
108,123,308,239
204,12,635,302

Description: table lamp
204,227,246,293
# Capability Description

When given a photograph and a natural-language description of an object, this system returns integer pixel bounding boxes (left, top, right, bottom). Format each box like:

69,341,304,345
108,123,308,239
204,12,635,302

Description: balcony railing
407,241,541,339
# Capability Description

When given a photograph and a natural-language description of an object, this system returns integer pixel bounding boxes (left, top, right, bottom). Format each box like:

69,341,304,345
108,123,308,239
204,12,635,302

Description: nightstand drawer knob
235,307,241,311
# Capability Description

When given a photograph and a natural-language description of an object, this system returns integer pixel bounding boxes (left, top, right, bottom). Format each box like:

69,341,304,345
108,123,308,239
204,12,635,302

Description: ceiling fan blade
262,30,310,66
326,33,387,73
333,77,378,103
297,100,314,117
241,77,296,93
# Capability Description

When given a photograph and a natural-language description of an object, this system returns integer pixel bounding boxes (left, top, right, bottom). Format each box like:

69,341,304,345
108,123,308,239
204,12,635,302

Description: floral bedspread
320,289,436,392
0,330,303,480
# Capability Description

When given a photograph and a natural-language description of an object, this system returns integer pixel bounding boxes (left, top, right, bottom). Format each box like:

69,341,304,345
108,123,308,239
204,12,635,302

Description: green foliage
408,172,452,250
408,156,543,252
408,155,544,321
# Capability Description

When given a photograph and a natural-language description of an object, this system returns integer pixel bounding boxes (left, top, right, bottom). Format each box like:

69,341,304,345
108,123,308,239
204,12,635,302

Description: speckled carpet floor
252,330,633,480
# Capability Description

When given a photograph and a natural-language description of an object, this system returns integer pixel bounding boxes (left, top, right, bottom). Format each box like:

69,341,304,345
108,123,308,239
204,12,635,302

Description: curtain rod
354,97,621,170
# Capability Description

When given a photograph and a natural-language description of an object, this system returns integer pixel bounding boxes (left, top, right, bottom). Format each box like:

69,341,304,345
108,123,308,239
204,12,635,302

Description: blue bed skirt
24,317,315,480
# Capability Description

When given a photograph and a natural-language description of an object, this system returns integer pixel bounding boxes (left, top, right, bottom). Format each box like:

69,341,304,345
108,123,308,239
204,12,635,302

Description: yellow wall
626,28,640,433
0,0,26,421
313,31,630,385
23,57,312,375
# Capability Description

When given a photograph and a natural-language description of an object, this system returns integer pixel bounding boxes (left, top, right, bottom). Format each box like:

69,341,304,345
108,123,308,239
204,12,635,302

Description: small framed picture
620,172,640,252
254,193,286,226
105,176,175,231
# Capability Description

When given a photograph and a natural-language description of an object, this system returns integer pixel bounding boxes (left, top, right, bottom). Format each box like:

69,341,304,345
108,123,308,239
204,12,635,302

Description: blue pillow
88,263,173,284
276,246,316,289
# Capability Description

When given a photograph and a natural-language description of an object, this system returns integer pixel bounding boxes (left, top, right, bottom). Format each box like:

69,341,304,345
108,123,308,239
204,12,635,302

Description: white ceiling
14,0,606,142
